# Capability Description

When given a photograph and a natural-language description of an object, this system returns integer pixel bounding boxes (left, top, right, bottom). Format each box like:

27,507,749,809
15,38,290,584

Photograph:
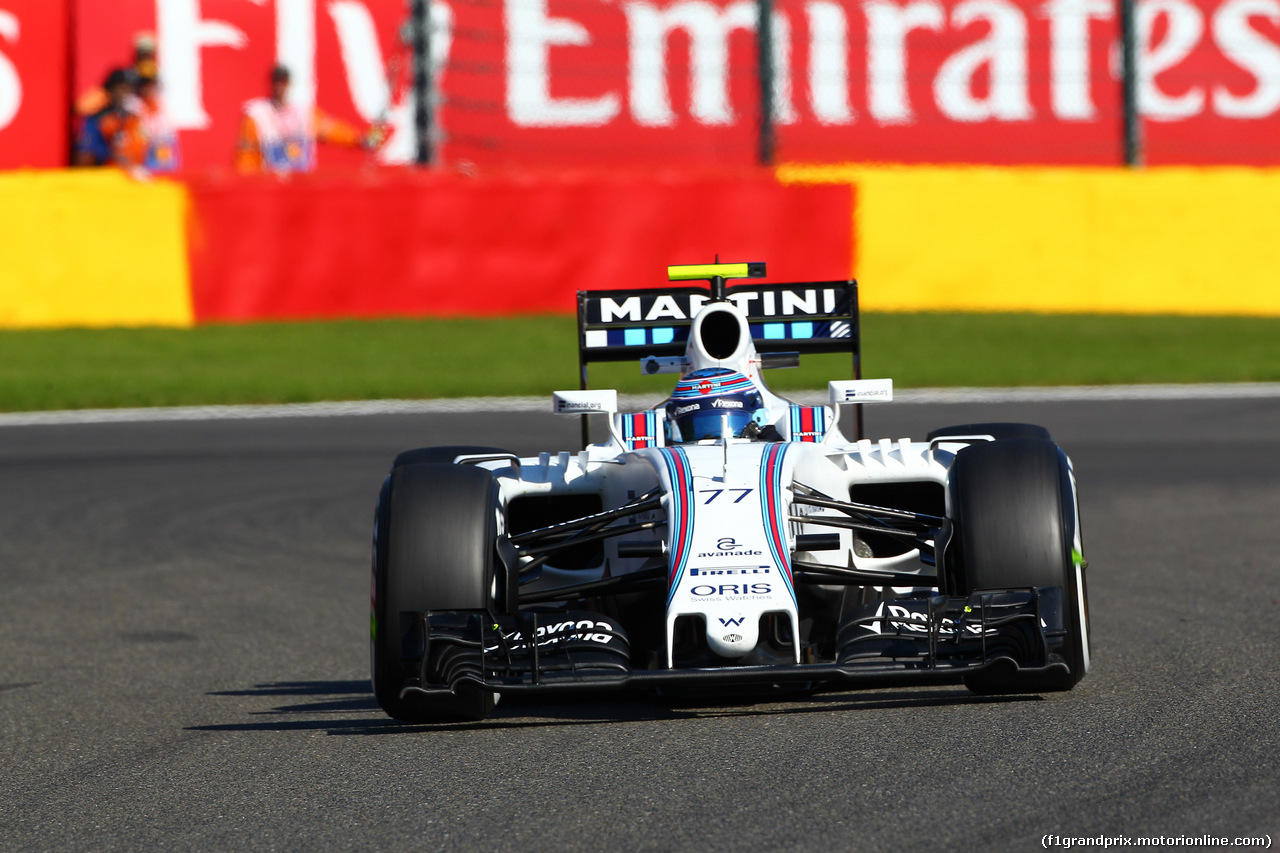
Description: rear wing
575,278,863,441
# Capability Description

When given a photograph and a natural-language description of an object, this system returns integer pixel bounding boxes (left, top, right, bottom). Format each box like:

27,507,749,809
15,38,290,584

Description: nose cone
705,614,759,657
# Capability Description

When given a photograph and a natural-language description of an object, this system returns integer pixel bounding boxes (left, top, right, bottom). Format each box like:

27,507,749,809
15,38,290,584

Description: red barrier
186,170,853,322
0,0,68,169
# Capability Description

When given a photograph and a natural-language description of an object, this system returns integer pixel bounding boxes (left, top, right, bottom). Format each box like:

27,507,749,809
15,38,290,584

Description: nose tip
705,617,758,657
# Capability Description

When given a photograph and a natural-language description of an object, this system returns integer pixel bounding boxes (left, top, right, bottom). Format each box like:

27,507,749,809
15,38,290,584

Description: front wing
395,587,1073,700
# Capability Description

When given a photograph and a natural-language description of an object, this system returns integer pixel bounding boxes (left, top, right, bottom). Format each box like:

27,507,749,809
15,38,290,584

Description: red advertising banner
443,0,1125,166
185,170,853,322
444,0,1279,166
0,0,69,169
62,0,1280,171
1141,0,1280,163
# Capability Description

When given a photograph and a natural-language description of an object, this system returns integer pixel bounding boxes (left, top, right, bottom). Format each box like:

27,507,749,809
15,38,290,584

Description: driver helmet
665,368,767,443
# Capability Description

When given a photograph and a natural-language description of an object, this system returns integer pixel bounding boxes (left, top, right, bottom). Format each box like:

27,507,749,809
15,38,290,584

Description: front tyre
371,463,499,722
948,439,1089,694
392,445,510,471
928,422,1052,442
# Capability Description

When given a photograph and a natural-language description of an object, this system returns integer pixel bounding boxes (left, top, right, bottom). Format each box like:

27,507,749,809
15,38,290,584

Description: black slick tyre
371,462,499,722
948,438,1089,694
392,445,510,471
928,422,1052,443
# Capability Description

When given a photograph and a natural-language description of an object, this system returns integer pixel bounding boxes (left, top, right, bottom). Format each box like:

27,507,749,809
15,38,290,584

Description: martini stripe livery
759,443,797,604
660,446,695,605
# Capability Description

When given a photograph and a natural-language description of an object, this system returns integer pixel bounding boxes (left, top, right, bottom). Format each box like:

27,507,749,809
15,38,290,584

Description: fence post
1121,0,1143,166
757,0,776,166
411,0,433,166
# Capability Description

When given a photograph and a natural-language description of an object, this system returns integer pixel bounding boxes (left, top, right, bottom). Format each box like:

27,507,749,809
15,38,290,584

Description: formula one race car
370,262,1091,722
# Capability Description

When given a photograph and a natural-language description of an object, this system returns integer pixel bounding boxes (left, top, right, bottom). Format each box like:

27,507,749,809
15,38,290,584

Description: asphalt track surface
3,397,1278,852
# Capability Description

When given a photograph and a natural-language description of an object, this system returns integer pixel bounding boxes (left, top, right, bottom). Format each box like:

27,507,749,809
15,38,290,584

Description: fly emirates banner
0,0,1274,170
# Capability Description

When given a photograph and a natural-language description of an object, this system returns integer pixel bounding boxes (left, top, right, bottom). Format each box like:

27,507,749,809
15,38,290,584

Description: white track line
2,382,1280,427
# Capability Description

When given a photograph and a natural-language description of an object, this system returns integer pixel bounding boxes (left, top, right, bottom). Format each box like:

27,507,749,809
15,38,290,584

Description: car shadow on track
185,680,1041,736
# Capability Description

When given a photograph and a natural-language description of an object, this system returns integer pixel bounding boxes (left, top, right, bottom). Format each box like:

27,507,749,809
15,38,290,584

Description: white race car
371,262,1091,722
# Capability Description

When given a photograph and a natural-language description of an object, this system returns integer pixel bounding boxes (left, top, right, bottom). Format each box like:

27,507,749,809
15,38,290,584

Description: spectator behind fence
236,64,386,174
76,32,156,118
74,68,147,174
126,72,180,174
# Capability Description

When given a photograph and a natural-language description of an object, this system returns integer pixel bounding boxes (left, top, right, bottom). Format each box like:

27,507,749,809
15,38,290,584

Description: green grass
2,313,1279,412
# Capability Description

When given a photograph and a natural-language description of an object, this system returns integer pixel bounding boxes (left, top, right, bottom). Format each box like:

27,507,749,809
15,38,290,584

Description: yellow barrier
0,170,194,328
779,164,1280,317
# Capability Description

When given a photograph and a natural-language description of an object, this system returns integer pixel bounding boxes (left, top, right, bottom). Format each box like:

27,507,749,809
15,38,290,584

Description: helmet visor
668,406,757,443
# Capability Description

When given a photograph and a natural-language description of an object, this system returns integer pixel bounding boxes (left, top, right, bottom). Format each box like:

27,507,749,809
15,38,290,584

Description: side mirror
552,389,618,415
828,379,894,439
552,390,623,448
828,379,894,405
